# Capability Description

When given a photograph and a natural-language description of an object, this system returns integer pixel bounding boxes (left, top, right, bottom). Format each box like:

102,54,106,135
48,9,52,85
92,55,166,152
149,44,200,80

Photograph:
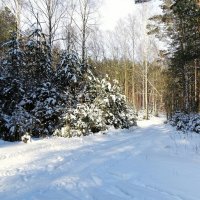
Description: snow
1,116,200,200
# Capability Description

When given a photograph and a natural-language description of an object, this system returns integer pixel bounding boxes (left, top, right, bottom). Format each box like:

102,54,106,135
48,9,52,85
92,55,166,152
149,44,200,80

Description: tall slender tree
149,0,200,114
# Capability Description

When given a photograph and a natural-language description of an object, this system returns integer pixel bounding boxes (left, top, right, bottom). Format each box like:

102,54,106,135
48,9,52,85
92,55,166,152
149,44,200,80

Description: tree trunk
145,59,149,119
124,62,128,98
195,59,198,111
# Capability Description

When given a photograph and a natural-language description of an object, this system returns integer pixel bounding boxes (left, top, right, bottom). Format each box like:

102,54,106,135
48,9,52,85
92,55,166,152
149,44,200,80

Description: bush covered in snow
0,77,25,115
96,78,136,129
21,82,67,138
169,112,200,133
54,75,136,138
54,103,106,137
0,30,136,141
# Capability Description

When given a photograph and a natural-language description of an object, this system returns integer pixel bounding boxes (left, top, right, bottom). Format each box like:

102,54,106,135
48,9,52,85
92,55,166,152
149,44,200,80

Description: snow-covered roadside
1,116,200,200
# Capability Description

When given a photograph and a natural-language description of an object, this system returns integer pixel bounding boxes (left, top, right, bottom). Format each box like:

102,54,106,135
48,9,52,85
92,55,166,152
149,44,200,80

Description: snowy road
1,117,200,200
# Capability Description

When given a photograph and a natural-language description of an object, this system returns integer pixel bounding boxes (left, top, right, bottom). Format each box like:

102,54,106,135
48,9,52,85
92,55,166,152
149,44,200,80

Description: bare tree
140,3,150,119
27,0,67,61
127,14,137,108
105,30,120,61
88,27,104,61
63,0,77,54
74,0,100,65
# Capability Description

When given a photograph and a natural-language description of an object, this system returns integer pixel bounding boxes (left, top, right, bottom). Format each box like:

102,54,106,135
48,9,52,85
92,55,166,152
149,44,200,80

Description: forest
1,1,200,200
0,0,200,141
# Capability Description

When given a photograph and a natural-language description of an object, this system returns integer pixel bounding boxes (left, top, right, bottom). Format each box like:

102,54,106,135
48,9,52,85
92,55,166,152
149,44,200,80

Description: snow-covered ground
1,116,200,200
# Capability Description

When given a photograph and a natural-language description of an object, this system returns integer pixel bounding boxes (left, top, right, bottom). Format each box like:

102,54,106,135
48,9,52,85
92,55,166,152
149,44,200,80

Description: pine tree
0,77,26,141
148,0,200,115
2,32,25,78
54,65,136,137
24,28,53,89
55,51,84,97
0,32,137,141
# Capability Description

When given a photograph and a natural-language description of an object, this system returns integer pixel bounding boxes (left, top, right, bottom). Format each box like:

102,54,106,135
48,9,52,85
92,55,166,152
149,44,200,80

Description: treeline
148,0,200,117
0,7,136,141
91,59,166,116
3,0,200,141
0,1,167,131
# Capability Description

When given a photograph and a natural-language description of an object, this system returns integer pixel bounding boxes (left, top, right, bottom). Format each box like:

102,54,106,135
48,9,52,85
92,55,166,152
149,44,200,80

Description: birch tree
62,0,77,54
27,0,66,62
75,0,100,65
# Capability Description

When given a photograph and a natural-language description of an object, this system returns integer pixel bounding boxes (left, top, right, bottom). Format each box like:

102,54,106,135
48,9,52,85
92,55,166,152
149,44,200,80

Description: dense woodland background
0,0,200,141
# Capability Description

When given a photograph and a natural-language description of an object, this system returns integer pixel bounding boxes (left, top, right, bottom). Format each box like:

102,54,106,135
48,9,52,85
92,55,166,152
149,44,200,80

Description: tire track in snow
113,181,185,200
131,181,184,200
0,116,200,200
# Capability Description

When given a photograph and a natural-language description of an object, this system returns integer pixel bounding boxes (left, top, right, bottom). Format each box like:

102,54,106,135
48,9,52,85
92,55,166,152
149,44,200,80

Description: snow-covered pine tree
0,34,136,141
0,29,56,141
55,51,84,97
1,32,25,78
0,77,26,141
54,58,136,137
0,31,27,141
91,76,136,129
24,28,53,89
20,82,67,138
